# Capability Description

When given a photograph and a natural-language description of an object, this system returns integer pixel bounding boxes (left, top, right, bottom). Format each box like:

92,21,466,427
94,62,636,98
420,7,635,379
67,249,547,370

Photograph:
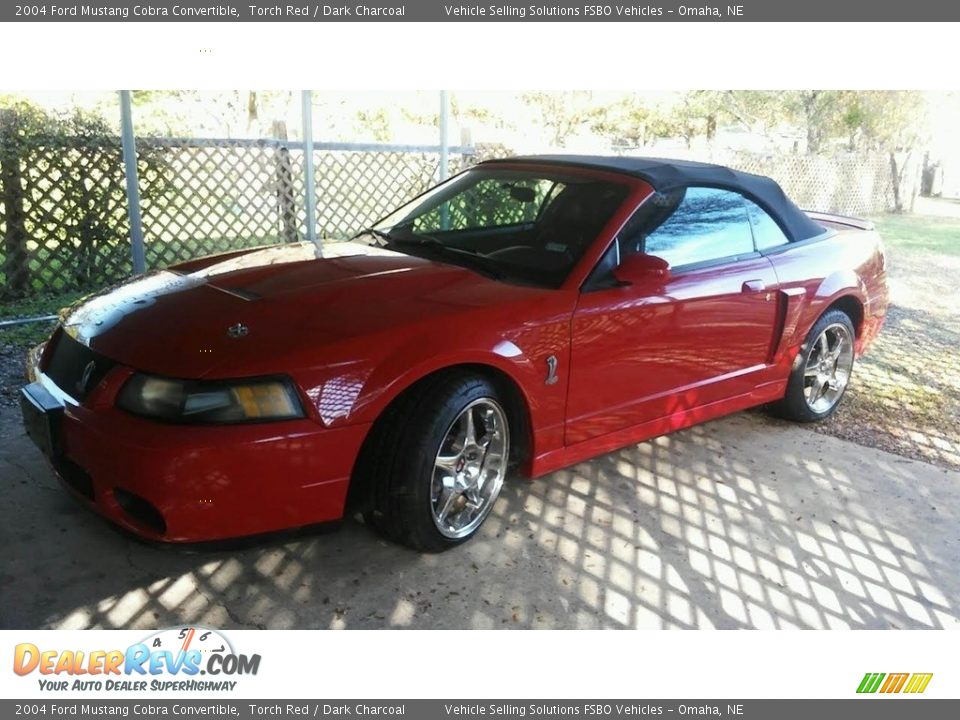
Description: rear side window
745,198,790,250
643,187,754,267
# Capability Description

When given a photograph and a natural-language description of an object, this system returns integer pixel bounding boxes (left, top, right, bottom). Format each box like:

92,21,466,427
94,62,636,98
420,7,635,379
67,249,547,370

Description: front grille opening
114,488,167,535
55,457,94,501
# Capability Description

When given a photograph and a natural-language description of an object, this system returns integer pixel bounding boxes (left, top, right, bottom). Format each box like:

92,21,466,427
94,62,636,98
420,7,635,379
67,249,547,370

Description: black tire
353,371,510,552
772,308,856,423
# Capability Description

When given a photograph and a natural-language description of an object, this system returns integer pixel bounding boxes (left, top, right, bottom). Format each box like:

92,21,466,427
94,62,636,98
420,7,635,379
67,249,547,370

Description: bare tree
590,97,665,150
522,91,595,148
843,91,928,212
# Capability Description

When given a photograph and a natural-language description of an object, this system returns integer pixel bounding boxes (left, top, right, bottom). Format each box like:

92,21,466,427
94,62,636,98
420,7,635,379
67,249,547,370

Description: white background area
1,19,956,701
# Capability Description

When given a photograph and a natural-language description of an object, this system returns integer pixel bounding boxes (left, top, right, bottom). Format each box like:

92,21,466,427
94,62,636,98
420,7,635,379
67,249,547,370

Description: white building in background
937,157,960,199
924,91,960,199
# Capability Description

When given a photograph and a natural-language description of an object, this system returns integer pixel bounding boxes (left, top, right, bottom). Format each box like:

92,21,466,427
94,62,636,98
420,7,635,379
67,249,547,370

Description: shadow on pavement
1,409,958,629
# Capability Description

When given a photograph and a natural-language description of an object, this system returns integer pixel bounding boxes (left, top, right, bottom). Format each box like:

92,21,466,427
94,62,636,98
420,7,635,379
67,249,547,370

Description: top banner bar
4,1,960,22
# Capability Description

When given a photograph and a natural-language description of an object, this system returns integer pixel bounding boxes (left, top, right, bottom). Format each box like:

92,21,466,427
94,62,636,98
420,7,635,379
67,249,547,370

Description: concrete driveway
1,406,958,630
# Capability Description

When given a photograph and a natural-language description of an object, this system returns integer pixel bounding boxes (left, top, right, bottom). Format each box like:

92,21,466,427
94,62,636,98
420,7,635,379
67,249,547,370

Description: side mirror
612,253,670,287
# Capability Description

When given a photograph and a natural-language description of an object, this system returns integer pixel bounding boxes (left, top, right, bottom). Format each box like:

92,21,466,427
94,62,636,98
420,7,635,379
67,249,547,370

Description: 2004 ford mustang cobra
21,156,888,550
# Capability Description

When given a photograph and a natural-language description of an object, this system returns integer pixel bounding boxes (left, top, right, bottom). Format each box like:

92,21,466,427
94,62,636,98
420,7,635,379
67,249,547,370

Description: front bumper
20,371,370,543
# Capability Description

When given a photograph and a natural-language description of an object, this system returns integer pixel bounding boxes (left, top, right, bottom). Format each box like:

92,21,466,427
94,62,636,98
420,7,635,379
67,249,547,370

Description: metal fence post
119,90,146,275
302,90,321,256
439,91,450,231
439,90,449,181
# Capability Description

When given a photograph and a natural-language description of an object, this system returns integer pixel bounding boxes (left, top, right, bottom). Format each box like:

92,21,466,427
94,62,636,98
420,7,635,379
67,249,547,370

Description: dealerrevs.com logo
13,627,261,692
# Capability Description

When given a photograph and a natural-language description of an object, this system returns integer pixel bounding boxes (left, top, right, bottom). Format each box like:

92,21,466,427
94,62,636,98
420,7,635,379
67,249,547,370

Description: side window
744,198,790,250
643,187,754,268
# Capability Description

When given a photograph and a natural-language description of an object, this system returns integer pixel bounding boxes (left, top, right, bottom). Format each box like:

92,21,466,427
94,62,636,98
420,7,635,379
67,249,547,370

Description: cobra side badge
227,322,249,339
545,355,559,385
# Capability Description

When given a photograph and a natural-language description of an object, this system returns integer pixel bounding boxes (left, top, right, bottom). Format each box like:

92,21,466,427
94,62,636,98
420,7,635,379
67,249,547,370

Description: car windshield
357,167,630,288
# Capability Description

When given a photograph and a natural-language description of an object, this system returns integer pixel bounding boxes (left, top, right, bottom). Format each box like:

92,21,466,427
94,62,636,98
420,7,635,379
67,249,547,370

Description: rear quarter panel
765,224,888,360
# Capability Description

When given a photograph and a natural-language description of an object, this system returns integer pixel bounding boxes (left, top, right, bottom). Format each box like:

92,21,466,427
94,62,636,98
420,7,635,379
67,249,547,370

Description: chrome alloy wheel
430,398,509,539
803,322,854,414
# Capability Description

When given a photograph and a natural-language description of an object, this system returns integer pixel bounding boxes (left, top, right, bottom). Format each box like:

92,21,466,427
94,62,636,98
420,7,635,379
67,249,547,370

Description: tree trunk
906,152,919,212
920,151,934,197
806,124,821,154
803,91,821,154
890,150,906,213
271,120,299,244
0,110,30,298
706,114,717,142
247,91,259,133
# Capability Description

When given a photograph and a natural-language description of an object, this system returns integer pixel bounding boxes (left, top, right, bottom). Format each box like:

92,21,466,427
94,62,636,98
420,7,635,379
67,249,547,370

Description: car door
565,186,781,445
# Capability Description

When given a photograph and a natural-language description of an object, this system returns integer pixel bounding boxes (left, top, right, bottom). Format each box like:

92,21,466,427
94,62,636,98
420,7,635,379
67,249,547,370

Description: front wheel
430,397,510,541
773,308,856,423
357,373,511,552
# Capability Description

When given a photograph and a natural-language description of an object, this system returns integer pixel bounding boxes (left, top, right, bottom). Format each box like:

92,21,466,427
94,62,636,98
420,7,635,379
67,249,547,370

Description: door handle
741,279,766,293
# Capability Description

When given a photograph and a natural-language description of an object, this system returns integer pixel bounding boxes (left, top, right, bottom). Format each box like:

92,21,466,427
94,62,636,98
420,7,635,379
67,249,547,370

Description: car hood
60,242,544,378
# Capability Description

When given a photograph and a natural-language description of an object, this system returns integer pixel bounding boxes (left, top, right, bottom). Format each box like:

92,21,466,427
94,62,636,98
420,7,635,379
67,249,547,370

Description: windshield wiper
352,229,454,257
389,235,448,251
390,236,504,280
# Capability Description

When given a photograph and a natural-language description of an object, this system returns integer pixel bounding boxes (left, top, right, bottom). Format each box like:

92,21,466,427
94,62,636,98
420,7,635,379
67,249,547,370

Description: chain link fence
1,132,906,302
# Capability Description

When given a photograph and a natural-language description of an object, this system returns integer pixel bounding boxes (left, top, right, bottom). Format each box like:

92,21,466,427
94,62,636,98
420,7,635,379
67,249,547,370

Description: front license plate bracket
20,382,65,459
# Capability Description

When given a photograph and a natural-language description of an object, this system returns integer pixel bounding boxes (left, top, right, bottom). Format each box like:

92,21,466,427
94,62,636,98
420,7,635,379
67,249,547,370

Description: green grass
871,212,960,257
0,290,87,320
0,290,85,348
0,319,59,349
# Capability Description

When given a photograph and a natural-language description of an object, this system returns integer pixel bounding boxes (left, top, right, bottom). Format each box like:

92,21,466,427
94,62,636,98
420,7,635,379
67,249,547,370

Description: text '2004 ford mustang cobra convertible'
21,156,888,550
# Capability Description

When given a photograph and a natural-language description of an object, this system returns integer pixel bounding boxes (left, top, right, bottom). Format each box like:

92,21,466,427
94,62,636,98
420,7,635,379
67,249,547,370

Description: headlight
116,373,305,424
26,342,46,383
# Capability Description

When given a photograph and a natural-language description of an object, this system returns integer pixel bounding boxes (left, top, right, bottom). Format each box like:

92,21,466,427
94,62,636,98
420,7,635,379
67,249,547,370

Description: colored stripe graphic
857,672,932,694
904,673,933,694
881,673,909,693
892,673,910,693
857,673,885,693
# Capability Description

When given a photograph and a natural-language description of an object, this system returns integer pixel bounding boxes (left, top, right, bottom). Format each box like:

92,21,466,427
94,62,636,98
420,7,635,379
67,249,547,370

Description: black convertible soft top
481,155,825,242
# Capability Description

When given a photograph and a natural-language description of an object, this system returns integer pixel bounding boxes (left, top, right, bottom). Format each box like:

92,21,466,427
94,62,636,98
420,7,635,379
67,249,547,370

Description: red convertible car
21,156,888,551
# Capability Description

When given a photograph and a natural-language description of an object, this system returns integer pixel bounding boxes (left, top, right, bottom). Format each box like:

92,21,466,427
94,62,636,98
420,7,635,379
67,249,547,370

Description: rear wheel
357,373,510,552
773,308,856,423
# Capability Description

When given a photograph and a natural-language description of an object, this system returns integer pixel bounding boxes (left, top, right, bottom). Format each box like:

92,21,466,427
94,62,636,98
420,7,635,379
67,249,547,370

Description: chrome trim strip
33,369,78,407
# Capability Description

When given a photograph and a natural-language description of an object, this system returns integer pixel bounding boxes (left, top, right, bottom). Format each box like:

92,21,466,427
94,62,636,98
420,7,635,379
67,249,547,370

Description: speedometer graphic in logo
141,626,234,659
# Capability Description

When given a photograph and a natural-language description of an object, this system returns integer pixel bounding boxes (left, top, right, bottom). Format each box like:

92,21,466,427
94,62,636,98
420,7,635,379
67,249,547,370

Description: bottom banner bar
2,700,957,720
